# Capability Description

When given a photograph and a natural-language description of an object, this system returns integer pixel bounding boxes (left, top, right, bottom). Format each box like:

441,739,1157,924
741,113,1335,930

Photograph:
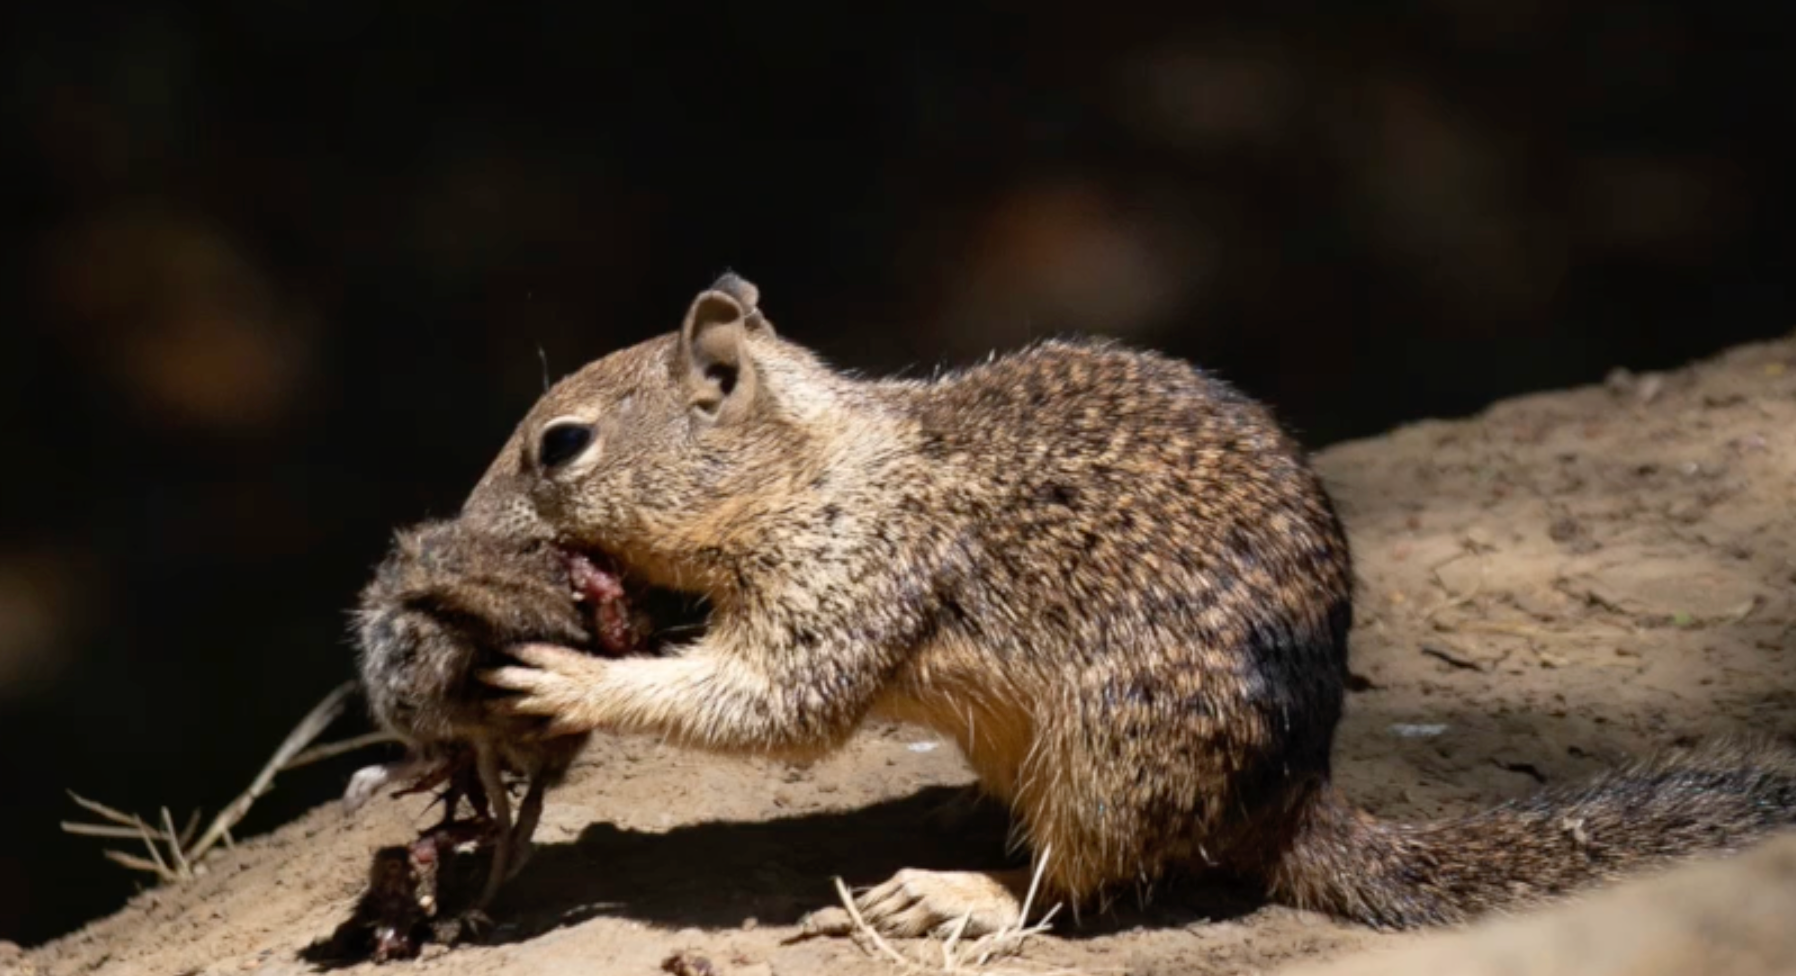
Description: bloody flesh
566,551,641,655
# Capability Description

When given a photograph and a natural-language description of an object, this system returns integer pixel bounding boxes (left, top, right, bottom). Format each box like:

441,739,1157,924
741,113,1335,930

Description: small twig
185,680,356,865
67,791,146,827
976,846,1054,966
161,807,190,877
104,849,177,881
1420,644,1485,672
824,844,1095,976
281,731,397,772
973,922,1043,968
62,681,359,885
59,822,154,840
135,818,171,878
832,876,920,971
64,791,181,880
177,808,201,850
940,913,971,971
1016,845,1049,931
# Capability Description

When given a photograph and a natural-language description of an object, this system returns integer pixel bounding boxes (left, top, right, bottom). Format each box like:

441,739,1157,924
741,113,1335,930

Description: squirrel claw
788,906,854,942
852,868,1027,940
792,869,1031,943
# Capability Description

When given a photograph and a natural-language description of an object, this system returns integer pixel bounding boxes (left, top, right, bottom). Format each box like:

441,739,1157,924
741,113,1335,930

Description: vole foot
343,758,439,815
801,868,1032,940
504,775,550,881
341,750,487,819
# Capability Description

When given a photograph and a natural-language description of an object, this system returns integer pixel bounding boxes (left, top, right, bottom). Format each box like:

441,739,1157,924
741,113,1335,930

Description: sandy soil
17,334,1796,976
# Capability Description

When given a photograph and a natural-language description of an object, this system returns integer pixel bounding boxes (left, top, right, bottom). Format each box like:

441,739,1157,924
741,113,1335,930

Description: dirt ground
17,334,1796,976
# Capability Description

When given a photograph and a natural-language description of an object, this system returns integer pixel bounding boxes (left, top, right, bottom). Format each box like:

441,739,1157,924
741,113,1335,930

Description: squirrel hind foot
829,867,1034,941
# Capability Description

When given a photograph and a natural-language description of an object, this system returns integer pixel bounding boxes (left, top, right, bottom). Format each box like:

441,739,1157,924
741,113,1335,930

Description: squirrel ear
677,275,769,422
708,271,776,335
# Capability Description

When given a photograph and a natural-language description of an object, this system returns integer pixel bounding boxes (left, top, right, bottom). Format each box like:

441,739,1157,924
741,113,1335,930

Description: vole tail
1269,737,1796,929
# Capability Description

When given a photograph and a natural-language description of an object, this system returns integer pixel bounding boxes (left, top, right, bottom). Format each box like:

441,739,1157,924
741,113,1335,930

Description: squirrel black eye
537,422,593,469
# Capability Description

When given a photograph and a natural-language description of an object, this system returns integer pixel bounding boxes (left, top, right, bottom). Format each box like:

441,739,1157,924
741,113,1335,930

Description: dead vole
349,519,656,927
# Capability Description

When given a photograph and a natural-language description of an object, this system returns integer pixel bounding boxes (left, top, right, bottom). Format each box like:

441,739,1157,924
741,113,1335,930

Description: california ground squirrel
414,273,1794,937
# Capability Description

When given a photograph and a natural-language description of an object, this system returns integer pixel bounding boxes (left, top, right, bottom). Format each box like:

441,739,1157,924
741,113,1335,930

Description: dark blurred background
2,0,1790,946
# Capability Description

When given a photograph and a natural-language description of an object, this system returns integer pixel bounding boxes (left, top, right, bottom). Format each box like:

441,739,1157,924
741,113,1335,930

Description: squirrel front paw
479,642,606,737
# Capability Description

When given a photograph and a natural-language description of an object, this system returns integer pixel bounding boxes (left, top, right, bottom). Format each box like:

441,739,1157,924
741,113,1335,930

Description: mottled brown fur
421,274,1795,934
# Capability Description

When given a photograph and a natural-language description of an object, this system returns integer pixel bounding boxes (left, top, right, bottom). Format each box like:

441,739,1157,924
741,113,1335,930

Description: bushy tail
1269,737,1796,929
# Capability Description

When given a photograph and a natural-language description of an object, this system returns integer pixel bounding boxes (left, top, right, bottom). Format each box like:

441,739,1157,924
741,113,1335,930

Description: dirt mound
19,334,1796,976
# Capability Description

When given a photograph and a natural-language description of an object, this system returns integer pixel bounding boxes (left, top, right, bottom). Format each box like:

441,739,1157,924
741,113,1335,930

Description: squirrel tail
1268,737,1796,929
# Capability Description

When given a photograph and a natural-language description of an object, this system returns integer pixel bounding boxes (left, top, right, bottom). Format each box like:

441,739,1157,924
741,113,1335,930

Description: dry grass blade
828,844,1103,976
66,791,147,828
970,848,1057,969
831,876,918,971
61,680,376,885
940,913,971,969
161,807,190,876
135,817,171,877
281,731,396,772
58,822,154,840
63,791,183,881
177,808,201,850
184,679,357,865
103,849,178,881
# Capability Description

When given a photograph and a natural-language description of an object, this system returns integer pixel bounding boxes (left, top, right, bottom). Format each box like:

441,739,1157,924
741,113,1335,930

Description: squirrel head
459,274,844,595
